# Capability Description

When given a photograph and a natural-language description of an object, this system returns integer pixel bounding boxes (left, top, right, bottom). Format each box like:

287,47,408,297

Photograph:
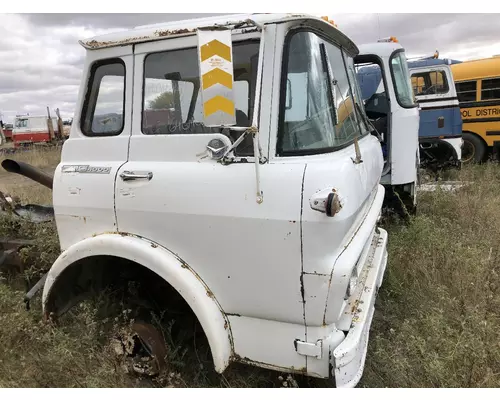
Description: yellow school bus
451,55,500,163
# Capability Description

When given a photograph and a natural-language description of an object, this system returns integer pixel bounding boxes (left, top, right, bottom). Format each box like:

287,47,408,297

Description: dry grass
360,163,500,388
0,145,61,204
0,148,499,387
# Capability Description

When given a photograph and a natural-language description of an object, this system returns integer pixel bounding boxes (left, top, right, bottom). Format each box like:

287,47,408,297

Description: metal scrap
113,321,168,377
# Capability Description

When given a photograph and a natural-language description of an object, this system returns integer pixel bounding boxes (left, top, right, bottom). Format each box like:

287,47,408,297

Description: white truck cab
27,14,392,387
354,38,420,212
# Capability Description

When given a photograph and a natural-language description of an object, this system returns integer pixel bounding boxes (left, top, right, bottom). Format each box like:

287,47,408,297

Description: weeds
360,163,500,388
0,156,499,387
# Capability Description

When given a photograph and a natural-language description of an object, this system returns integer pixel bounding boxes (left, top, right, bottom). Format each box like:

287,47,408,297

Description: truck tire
462,132,486,164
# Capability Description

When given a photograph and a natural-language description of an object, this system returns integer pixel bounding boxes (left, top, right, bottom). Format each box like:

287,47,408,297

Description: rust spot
226,312,241,317
154,28,193,37
180,262,189,269
83,35,151,49
224,321,228,330
329,192,342,216
351,300,360,314
151,243,158,248
206,289,215,298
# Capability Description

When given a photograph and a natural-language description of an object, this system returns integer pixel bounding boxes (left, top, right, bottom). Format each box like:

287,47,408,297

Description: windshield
390,51,416,108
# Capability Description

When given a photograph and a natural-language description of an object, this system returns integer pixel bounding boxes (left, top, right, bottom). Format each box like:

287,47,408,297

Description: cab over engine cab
408,61,463,174
354,39,420,213
39,14,389,388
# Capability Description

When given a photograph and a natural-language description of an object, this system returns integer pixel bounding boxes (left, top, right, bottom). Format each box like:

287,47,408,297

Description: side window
81,60,125,136
481,78,500,101
411,70,449,96
142,42,260,135
456,81,477,103
278,31,363,156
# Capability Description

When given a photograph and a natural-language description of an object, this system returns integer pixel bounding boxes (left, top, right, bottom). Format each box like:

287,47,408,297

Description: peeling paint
232,353,307,375
154,28,193,37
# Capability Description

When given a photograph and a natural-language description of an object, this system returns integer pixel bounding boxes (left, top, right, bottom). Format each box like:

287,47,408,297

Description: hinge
294,339,323,359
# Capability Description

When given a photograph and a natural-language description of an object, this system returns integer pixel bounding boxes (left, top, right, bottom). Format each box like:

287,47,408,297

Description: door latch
295,339,323,359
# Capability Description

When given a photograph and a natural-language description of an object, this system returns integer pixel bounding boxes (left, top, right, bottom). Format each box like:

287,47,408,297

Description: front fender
41,233,233,373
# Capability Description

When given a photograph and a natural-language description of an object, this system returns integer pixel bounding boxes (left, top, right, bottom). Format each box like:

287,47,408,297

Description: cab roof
79,13,358,55
356,42,404,59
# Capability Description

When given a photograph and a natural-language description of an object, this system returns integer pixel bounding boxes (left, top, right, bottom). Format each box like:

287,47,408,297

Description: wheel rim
461,139,475,163
113,320,168,377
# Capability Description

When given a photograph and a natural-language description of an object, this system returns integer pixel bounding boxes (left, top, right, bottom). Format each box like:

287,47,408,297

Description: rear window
481,77,500,101
81,59,125,136
456,81,477,103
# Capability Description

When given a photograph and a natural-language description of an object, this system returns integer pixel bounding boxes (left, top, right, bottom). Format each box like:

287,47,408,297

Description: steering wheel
423,85,438,96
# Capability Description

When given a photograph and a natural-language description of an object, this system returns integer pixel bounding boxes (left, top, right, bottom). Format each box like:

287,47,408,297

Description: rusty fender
41,233,233,373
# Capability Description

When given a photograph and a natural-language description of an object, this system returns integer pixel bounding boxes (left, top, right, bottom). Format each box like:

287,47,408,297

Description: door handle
119,171,153,181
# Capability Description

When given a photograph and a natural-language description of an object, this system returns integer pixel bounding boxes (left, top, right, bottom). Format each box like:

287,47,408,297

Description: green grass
0,159,499,387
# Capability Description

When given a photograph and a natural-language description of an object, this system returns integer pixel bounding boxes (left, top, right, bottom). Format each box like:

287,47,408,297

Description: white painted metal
41,233,233,373
47,13,390,388
53,45,134,251
357,42,420,187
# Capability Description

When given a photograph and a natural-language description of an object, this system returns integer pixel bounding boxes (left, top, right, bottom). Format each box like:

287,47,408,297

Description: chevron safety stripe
197,29,236,126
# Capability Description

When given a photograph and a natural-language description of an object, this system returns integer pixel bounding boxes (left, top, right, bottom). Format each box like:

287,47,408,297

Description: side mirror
285,78,293,110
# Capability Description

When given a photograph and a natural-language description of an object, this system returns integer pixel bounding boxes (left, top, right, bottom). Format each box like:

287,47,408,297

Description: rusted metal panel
78,13,344,51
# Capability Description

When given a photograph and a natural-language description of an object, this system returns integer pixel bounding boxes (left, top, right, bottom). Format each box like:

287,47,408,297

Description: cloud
1,13,499,124
332,13,500,59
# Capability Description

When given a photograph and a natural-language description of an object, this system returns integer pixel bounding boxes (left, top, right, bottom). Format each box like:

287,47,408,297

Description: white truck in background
1,14,420,387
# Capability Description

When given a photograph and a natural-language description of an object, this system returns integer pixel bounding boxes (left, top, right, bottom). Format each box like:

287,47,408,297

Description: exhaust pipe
1,159,53,190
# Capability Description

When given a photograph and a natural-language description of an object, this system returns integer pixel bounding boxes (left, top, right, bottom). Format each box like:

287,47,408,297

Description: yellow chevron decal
202,68,233,90
203,95,235,117
200,39,232,62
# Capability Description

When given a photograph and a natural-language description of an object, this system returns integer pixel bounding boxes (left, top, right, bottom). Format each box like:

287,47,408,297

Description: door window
390,51,416,108
142,42,260,136
411,70,449,96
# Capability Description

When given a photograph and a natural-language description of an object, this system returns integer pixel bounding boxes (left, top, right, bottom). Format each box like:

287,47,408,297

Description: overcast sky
1,13,499,124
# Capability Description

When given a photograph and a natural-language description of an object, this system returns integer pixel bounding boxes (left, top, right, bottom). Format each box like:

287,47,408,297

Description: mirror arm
220,126,253,159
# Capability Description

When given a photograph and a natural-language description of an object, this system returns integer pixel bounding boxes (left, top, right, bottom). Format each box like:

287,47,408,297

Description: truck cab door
410,65,462,161
114,30,309,370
